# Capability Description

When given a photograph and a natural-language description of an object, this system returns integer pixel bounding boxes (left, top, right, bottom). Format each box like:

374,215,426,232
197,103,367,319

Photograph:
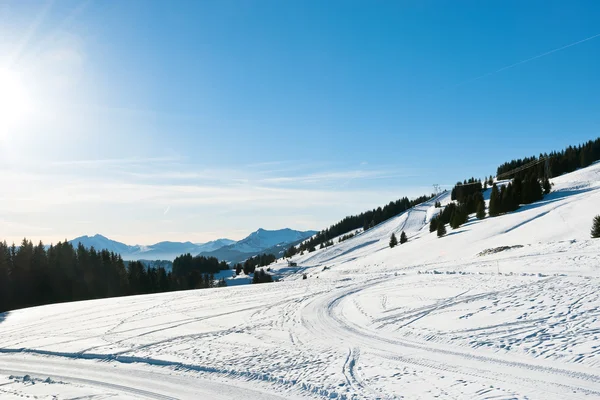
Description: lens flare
0,68,33,132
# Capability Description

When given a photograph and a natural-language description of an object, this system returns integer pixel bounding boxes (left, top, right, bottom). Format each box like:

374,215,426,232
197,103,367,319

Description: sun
0,67,33,131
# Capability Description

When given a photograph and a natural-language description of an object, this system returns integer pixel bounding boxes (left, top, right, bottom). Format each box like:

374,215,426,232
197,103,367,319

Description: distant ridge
69,235,235,261
197,228,316,264
69,228,316,263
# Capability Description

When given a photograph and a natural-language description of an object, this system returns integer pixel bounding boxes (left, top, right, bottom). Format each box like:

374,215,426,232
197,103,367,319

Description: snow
68,229,315,262
226,228,318,254
2,163,600,399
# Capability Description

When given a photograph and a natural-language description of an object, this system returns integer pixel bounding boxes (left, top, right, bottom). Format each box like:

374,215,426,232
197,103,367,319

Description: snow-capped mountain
69,234,134,255
197,228,317,264
68,230,315,263
230,228,316,254
69,235,235,261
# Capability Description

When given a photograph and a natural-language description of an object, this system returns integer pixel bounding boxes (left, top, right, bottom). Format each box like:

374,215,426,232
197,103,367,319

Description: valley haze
69,228,317,263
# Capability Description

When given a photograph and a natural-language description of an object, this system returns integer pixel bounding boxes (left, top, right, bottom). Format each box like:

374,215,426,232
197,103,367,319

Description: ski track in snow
2,164,600,398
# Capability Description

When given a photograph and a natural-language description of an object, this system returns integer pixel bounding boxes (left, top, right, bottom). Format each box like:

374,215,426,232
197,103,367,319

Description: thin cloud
455,32,600,88
261,169,418,185
50,155,182,167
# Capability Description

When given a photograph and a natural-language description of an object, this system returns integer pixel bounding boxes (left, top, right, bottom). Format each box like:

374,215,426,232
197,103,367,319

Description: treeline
451,178,482,204
0,240,227,314
496,137,600,180
338,232,358,243
172,254,229,276
429,200,475,232
252,269,274,284
489,176,549,216
234,253,276,275
432,174,550,234
286,193,435,256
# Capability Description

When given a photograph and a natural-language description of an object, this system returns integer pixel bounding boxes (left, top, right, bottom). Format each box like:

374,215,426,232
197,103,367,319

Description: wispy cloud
455,31,600,88
0,157,428,244
50,155,183,167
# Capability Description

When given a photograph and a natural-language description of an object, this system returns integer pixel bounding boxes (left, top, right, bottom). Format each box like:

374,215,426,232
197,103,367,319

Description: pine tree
592,215,600,239
450,211,459,229
489,184,500,216
476,201,486,219
437,223,447,238
543,178,551,195
429,217,438,233
400,231,408,244
389,233,398,248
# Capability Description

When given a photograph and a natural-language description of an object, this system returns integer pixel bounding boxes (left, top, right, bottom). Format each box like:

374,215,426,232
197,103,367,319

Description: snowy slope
2,163,600,399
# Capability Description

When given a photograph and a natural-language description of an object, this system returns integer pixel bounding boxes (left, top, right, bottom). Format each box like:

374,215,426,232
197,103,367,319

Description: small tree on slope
389,233,398,248
429,217,438,233
437,223,447,238
489,184,500,217
543,178,551,195
592,215,600,239
476,201,486,220
400,231,408,244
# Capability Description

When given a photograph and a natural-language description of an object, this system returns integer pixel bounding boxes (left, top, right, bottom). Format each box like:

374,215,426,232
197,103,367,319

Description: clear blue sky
1,0,599,244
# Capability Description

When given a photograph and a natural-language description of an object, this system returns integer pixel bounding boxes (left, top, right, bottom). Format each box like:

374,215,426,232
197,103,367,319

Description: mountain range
69,228,316,263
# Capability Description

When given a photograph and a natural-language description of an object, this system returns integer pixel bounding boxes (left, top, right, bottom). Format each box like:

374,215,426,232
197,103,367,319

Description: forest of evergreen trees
233,253,277,276
434,173,548,233
496,137,600,180
0,240,228,314
286,193,434,256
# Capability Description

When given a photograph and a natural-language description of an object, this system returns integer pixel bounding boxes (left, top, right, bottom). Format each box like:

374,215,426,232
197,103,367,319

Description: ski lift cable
496,157,550,180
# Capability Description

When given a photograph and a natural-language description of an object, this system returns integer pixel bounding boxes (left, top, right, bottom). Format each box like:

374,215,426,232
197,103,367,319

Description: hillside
1,163,599,399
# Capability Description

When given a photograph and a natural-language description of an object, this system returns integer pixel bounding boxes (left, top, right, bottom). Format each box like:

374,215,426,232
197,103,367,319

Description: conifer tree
450,211,459,229
489,184,500,217
400,231,408,244
543,178,551,195
592,215,600,239
429,217,438,233
476,201,486,220
437,223,447,238
389,233,398,248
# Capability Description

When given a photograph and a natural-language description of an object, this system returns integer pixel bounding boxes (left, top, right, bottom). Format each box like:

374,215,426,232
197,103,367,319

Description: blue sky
1,0,599,244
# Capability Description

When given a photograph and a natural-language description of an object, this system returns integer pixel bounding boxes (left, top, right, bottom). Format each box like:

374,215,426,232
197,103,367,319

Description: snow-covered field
1,163,600,399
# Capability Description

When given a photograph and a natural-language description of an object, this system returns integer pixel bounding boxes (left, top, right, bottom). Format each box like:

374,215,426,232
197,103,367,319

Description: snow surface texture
1,163,600,399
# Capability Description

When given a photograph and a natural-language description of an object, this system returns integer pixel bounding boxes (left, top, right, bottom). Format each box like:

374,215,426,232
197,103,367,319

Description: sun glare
0,67,33,132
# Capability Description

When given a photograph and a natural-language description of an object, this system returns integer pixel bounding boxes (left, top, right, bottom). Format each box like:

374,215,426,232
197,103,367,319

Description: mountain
232,228,316,253
195,238,236,252
68,230,314,263
198,228,317,264
69,234,134,255
69,235,235,261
